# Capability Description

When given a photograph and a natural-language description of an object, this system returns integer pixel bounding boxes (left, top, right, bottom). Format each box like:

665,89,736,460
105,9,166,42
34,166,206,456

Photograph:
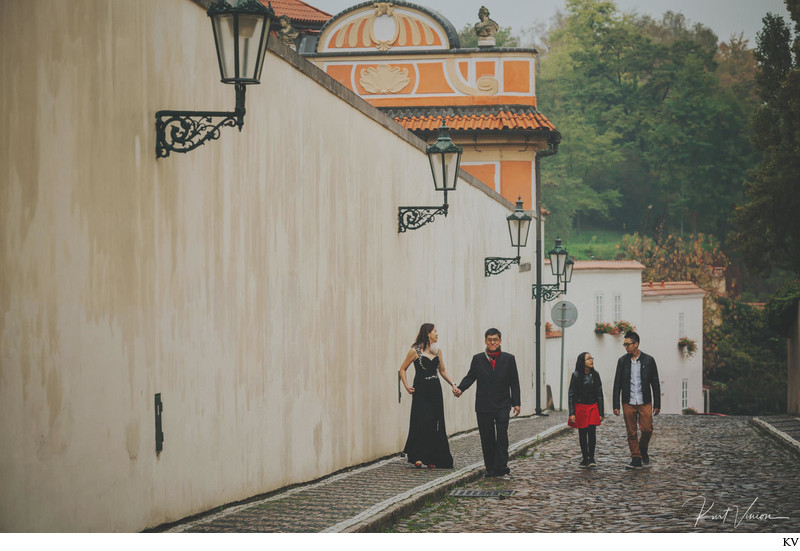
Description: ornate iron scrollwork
531,283,565,302
155,110,243,158
398,205,448,233
484,257,520,277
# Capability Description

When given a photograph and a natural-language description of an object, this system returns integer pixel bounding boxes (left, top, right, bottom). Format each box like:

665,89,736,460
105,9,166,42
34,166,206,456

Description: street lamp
484,197,532,276
398,125,463,232
532,237,573,415
155,0,276,158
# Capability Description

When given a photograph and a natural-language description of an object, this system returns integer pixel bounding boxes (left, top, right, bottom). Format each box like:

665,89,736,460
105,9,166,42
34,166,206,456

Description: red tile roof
641,281,706,297
261,0,330,24
570,260,646,270
393,110,555,133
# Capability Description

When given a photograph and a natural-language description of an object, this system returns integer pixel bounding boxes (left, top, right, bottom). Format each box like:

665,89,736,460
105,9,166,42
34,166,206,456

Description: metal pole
534,154,544,416
532,131,560,416
558,303,567,411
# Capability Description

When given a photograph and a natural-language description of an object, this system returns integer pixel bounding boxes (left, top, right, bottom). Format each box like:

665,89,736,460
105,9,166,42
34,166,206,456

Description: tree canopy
732,2,800,277
535,0,760,241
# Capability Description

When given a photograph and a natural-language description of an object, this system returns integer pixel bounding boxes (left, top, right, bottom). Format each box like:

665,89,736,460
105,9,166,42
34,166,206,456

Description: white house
544,261,705,415
640,281,706,413
544,261,645,412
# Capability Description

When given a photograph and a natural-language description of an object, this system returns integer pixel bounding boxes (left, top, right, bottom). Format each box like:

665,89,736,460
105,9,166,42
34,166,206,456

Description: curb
343,423,572,533
750,417,800,459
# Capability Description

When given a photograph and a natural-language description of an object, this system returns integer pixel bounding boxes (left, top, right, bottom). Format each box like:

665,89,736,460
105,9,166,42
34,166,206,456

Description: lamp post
398,125,463,232
484,197,532,276
531,238,573,415
155,0,276,158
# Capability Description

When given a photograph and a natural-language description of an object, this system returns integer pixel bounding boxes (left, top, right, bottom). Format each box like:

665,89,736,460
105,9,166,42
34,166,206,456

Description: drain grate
450,489,515,497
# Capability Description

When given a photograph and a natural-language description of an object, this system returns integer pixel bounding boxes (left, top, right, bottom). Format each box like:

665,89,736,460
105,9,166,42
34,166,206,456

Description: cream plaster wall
0,0,542,532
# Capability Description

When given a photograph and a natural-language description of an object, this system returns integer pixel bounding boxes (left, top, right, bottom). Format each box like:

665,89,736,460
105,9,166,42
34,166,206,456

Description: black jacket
568,369,604,417
458,351,521,413
612,351,661,410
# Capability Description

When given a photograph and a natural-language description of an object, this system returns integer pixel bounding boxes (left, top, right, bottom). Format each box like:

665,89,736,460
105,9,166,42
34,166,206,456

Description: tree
704,297,786,414
536,0,758,239
732,6,800,277
620,231,786,415
621,231,728,288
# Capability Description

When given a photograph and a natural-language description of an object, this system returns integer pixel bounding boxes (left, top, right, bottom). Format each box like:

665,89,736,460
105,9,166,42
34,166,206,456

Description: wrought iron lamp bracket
155,84,247,159
532,283,566,302
398,205,448,233
484,256,520,277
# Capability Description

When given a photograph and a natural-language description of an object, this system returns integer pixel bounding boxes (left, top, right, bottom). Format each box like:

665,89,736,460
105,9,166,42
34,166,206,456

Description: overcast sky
309,0,793,46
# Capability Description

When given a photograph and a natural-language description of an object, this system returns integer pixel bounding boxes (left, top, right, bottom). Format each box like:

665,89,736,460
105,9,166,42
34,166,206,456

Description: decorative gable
316,1,459,53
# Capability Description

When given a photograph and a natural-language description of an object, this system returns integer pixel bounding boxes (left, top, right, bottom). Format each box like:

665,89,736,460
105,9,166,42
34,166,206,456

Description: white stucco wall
0,0,544,532
640,293,705,414
543,264,644,413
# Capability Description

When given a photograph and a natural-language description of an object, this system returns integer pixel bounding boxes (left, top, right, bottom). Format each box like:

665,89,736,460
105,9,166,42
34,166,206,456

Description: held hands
452,384,462,397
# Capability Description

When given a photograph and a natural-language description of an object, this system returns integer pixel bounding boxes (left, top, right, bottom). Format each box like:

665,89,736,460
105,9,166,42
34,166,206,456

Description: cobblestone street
389,415,800,533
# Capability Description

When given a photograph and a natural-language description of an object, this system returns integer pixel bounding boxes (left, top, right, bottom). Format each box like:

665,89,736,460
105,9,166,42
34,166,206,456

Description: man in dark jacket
455,328,521,477
613,331,661,469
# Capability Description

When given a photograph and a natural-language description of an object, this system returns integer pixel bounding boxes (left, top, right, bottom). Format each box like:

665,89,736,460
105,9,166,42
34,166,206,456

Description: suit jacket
458,351,521,413
612,351,661,410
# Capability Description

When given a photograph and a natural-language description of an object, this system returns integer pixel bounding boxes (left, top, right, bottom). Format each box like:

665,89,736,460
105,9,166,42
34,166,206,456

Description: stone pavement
389,414,800,533
752,415,800,458
163,411,570,533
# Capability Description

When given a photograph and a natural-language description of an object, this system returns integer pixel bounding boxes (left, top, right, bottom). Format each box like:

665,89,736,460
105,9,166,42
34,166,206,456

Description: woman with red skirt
568,352,604,468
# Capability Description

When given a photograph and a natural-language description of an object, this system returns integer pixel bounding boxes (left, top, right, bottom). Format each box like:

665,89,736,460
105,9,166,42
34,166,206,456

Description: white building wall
543,264,644,413
0,0,543,532
640,294,705,414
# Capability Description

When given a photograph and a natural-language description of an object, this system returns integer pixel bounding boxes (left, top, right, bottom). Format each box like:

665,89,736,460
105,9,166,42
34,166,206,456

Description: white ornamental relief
359,64,410,94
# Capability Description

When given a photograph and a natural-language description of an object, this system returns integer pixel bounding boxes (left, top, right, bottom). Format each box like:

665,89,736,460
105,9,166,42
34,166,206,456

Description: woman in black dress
399,323,456,469
568,352,604,468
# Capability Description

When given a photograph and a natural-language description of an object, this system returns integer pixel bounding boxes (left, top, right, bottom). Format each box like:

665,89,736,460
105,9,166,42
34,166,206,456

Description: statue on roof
277,15,299,50
474,6,499,47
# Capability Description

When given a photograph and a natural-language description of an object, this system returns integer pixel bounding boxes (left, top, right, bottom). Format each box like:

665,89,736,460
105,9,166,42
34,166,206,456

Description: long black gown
402,353,454,468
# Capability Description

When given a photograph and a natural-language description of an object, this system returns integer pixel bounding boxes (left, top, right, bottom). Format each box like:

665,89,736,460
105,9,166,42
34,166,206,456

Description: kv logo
785,538,799,547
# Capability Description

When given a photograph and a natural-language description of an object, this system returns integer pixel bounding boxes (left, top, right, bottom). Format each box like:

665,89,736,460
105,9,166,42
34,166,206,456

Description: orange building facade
304,1,558,209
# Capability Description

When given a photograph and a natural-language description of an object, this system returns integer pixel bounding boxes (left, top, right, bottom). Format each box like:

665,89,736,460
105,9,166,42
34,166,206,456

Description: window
681,379,688,410
613,292,621,321
679,312,685,337
595,294,603,323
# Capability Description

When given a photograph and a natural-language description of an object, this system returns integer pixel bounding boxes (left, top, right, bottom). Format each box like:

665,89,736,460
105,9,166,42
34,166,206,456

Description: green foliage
621,231,729,288
536,0,758,239
732,10,800,277
457,24,519,48
594,320,634,335
567,229,625,260
704,297,786,415
764,278,800,337
678,336,698,357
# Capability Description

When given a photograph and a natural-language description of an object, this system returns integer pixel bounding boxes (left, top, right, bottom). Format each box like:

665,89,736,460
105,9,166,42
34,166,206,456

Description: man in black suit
612,330,661,469
454,328,521,477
